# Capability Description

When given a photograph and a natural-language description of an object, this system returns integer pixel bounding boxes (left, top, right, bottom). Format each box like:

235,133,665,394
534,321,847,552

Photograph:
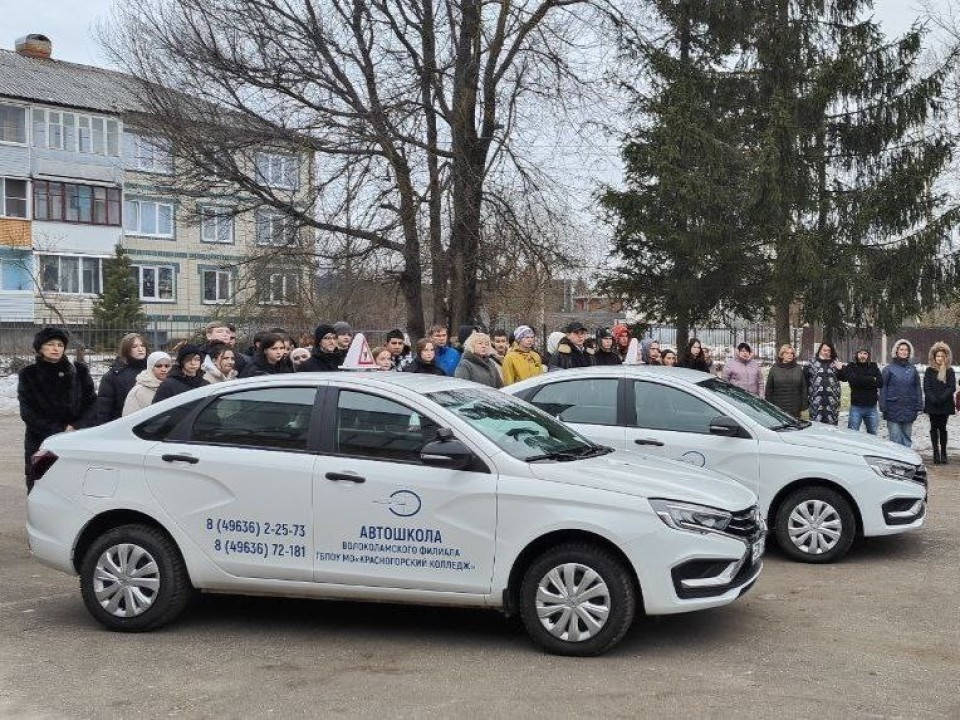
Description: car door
626,379,760,491
523,377,626,449
312,387,496,594
143,385,321,581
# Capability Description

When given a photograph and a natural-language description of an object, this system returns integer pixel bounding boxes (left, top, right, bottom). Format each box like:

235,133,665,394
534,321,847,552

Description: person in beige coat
122,351,172,416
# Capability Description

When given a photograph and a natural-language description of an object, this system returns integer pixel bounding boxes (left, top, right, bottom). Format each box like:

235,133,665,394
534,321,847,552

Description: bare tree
102,0,636,336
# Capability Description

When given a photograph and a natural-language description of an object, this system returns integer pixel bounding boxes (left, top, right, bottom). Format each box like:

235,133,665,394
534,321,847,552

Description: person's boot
941,439,949,465
931,434,942,464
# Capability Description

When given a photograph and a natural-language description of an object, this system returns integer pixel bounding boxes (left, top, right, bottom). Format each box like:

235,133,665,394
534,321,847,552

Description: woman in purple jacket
722,343,762,396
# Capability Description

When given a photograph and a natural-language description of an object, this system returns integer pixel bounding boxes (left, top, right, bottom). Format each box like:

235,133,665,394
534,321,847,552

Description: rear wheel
774,487,856,563
519,543,636,656
79,524,191,632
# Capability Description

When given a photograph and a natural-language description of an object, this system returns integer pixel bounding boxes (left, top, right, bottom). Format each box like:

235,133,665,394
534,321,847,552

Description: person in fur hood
923,341,956,464
879,339,923,448
18,327,96,491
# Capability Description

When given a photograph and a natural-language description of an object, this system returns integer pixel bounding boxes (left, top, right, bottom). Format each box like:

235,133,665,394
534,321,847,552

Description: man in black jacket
840,347,883,435
548,321,593,370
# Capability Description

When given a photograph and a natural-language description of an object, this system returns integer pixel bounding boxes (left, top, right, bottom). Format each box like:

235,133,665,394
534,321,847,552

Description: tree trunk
675,323,690,360
774,299,791,348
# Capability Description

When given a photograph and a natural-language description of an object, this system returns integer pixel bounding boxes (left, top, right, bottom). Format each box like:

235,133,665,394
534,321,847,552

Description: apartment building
0,34,313,341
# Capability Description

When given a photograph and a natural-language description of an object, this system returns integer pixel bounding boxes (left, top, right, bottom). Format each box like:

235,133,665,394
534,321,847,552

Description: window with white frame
0,104,27,144
31,108,119,156
255,210,296,246
202,269,234,304
257,271,298,305
123,132,173,174
0,178,28,218
124,197,175,238
255,153,298,189
132,265,175,302
200,207,234,244
38,254,103,295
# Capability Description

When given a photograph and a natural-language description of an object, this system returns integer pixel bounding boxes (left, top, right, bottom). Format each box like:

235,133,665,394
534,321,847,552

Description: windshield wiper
526,445,613,462
771,419,810,431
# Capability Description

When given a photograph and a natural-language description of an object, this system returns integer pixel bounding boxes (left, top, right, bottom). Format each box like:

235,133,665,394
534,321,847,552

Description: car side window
633,381,716,434
528,379,619,426
134,401,200,441
336,390,440,463
188,387,317,451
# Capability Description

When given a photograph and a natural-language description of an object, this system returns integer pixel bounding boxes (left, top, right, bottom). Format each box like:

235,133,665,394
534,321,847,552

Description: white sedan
505,366,928,563
26,373,763,656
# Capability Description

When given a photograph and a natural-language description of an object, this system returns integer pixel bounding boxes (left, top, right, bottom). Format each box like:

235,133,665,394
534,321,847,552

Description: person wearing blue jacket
879,339,923,448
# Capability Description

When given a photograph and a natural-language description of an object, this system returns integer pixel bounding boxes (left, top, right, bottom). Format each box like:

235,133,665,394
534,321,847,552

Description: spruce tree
92,244,146,348
600,1,765,348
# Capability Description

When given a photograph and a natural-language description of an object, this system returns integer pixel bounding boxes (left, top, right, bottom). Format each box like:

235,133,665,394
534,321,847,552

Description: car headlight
649,499,733,534
865,456,916,482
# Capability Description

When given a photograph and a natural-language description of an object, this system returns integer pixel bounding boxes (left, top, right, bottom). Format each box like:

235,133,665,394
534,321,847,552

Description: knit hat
314,323,337,344
514,325,534,341
176,344,203,365
146,351,172,372
332,321,352,335
32,326,69,352
596,327,612,340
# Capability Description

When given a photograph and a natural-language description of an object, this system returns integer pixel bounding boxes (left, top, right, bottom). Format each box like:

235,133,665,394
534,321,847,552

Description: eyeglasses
322,334,337,340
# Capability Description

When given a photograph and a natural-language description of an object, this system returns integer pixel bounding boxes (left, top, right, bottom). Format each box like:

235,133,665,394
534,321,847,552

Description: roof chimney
15,34,52,60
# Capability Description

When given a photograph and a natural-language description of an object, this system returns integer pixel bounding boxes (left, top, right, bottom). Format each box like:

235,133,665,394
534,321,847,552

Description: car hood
777,422,921,463
527,450,757,511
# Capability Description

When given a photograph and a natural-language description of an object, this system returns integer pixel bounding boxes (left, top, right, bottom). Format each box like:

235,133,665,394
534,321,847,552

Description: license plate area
752,536,765,563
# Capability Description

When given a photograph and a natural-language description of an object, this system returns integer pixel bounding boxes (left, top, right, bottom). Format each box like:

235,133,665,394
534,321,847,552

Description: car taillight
29,450,58,490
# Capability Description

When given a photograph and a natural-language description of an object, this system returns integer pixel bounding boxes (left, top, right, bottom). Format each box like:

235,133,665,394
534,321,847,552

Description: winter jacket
722,356,762,396
203,367,237,384
297,348,343,373
403,357,446,375
804,358,843,425
923,342,956,416
152,369,208,404
593,347,622,366
502,345,544,386
879,339,923,423
548,337,592,371
764,361,808,418
238,354,294,378
123,369,162,415
454,352,503,388
96,357,146,424
682,355,711,373
18,357,97,474
434,345,461,376
840,356,883,407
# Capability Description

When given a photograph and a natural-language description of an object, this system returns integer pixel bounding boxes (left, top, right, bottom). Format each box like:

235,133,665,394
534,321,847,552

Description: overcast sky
0,0,952,66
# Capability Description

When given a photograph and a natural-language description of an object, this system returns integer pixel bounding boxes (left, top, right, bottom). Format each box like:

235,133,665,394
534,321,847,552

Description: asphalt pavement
0,416,957,719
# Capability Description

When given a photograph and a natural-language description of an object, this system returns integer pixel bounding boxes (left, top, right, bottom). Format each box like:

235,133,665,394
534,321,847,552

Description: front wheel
774,487,856,563
519,543,636,656
79,524,192,632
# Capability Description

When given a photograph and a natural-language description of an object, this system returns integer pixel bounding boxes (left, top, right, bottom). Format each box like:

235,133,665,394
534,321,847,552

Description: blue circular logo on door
387,490,422,517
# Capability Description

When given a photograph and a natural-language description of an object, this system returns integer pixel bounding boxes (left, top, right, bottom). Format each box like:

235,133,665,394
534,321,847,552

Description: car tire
79,524,192,632
774,486,856,563
519,543,636,656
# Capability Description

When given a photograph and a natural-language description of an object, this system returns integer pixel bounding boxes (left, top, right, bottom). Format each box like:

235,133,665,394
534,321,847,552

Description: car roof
223,371,478,394
504,365,713,391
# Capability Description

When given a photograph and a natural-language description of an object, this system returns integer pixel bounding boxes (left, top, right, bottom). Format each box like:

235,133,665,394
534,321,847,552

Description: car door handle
634,438,664,447
161,453,199,464
325,472,366,484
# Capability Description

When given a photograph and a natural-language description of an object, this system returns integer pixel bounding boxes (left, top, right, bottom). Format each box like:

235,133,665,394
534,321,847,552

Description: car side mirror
421,428,474,470
709,415,746,438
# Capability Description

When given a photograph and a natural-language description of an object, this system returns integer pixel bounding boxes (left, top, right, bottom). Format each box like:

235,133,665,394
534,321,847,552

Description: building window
255,210,297,246
132,265,175,302
202,269,234,304
38,254,103,295
0,178,28,218
258,272,298,305
200,208,234,244
255,153,298,189
31,109,120,157
33,181,121,225
123,132,173,174
124,198,174,238
0,104,27,144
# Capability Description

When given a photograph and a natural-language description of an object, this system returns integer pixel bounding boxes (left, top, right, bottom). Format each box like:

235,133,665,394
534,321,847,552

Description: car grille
726,505,760,539
913,464,928,488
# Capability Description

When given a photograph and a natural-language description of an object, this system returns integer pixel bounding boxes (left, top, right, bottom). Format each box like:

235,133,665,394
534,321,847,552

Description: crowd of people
17,320,958,490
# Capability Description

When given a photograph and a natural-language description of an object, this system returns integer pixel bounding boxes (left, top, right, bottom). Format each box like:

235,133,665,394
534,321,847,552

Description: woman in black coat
924,342,956,464
96,333,148,424
681,337,711,372
238,332,294,377
19,327,96,491
593,328,623,366
153,344,208,403
404,338,446,375
297,324,344,372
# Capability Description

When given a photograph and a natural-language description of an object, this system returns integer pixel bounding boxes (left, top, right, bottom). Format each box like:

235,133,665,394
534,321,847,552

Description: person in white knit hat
502,325,544,386
123,351,172,416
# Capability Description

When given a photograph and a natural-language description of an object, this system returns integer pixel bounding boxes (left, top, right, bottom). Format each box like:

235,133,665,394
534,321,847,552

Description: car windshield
428,388,602,462
697,377,802,430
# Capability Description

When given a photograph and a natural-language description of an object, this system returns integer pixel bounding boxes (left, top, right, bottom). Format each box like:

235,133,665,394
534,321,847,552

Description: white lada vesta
27,373,763,656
